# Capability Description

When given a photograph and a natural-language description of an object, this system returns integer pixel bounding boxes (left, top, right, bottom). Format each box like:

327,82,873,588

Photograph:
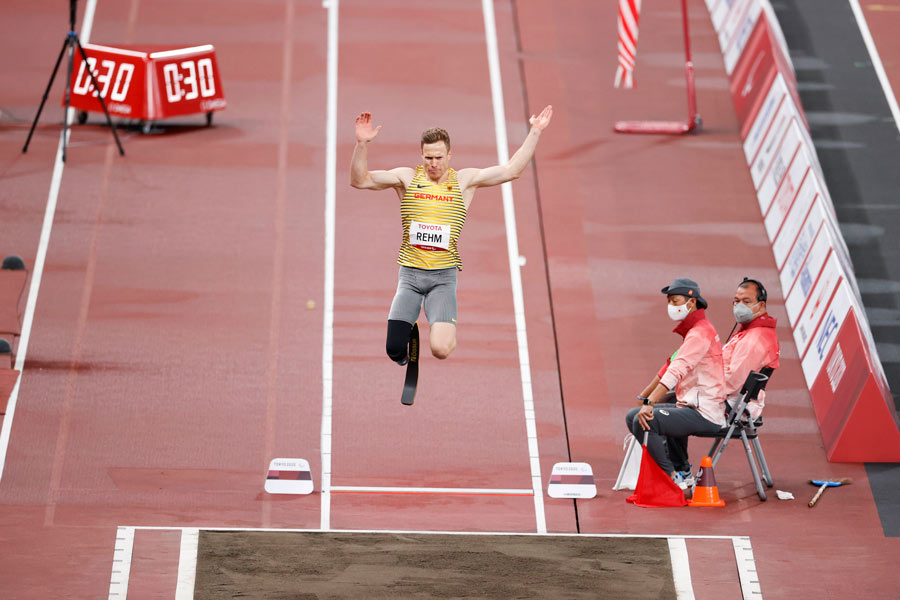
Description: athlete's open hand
355,112,382,143
529,105,553,132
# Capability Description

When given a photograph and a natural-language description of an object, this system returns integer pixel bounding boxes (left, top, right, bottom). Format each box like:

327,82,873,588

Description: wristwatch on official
638,396,651,406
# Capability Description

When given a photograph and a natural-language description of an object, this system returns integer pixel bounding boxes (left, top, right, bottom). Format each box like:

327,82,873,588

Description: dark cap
661,277,708,309
2,255,26,271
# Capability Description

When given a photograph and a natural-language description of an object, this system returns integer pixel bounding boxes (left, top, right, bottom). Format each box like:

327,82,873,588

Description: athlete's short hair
420,127,450,151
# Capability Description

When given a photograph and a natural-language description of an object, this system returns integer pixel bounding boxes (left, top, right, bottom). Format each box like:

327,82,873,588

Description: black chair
694,369,774,501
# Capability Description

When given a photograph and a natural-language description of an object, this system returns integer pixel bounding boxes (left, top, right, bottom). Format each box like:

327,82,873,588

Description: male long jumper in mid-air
349,105,553,405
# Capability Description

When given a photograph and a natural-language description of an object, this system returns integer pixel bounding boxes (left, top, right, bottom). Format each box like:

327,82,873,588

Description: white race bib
409,221,451,251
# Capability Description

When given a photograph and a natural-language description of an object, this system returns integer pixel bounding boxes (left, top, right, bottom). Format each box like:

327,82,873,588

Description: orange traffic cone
688,456,725,507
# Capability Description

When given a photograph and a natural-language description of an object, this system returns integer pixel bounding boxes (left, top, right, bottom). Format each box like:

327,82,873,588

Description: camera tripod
22,0,124,161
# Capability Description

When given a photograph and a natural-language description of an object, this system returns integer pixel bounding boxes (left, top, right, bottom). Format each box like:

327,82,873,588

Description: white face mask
668,302,691,321
733,302,759,324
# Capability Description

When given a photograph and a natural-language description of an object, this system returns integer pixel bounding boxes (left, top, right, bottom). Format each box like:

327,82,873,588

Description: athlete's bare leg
429,322,456,359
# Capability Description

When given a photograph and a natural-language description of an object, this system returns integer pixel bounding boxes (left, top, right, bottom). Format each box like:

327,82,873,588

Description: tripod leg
74,38,125,156
23,36,70,153
62,36,76,162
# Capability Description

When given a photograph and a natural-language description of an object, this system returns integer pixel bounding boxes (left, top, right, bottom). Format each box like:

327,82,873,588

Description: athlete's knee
431,336,456,360
386,320,412,363
625,407,639,432
629,415,645,438
428,321,456,360
431,345,452,360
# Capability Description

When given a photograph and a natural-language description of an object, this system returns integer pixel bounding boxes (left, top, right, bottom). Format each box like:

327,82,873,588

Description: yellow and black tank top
398,166,467,270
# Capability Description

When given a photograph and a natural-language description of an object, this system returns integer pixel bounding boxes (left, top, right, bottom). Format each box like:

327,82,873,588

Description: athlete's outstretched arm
350,112,408,190
460,105,553,189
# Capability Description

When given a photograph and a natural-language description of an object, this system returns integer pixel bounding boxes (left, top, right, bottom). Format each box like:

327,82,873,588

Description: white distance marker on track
107,526,135,599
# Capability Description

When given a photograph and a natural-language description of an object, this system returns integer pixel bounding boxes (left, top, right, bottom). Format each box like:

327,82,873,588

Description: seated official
724,277,780,421
626,278,727,488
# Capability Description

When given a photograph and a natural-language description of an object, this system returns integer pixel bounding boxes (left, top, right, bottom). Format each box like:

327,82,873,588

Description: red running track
0,0,898,598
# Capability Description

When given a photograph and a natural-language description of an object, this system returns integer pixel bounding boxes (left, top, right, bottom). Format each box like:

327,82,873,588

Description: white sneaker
677,470,696,488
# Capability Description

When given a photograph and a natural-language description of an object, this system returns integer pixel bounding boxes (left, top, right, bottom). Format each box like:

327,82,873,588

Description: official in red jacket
723,278,780,420
626,278,727,485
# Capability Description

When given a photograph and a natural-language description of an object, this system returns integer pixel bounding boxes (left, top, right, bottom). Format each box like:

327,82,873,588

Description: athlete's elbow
503,165,523,181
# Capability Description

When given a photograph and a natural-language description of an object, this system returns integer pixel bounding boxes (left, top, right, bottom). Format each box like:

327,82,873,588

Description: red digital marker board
65,43,226,123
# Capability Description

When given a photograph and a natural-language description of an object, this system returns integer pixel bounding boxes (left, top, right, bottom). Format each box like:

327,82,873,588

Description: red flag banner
626,439,688,507
615,0,642,88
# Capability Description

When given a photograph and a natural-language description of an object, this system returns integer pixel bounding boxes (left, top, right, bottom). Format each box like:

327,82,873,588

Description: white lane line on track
481,0,546,534
331,486,534,495
174,528,200,600
320,0,339,532
129,525,747,539
668,538,696,600
107,526,135,599
0,0,98,485
848,0,900,136
81,0,98,41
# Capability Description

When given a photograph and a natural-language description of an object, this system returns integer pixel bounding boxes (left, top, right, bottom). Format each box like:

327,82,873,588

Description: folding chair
694,369,774,501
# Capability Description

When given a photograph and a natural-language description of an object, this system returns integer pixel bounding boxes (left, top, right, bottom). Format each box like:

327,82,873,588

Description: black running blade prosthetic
400,322,419,406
